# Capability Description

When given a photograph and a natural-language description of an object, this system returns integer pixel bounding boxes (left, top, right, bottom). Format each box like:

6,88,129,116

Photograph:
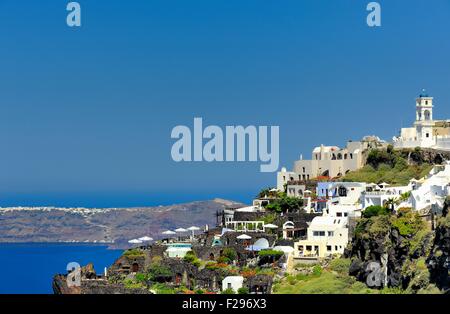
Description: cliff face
427,216,450,293
345,210,440,293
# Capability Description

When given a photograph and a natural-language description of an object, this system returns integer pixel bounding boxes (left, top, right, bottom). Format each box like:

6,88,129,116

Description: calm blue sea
0,243,123,294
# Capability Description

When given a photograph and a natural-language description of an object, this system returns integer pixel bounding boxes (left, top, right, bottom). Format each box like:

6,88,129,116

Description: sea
0,243,123,294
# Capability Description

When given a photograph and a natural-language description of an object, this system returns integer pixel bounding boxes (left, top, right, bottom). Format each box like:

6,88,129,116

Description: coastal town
53,91,450,294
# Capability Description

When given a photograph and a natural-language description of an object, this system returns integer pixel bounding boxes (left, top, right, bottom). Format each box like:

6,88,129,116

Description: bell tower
416,89,433,121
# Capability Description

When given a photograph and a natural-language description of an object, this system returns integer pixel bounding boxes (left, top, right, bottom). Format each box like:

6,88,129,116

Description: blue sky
1,0,450,207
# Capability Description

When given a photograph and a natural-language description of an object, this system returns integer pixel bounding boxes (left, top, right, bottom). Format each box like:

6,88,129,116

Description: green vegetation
183,250,201,267
237,287,249,294
222,288,236,294
273,260,374,294
150,283,176,294
218,248,237,264
147,263,173,281
123,278,146,290
265,192,304,213
362,205,391,218
261,212,277,224
391,208,427,237
258,250,284,258
257,188,279,198
343,147,433,185
123,248,145,258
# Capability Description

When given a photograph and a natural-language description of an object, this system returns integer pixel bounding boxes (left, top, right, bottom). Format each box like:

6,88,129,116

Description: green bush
237,287,249,294
123,248,145,258
258,250,284,258
362,205,390,218
312,265,323,276
329,258,351,274
222,248,237,262
222,288,236,294
148,264,173,280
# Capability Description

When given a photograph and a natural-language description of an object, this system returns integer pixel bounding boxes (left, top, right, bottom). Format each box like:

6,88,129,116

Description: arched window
338,186,347,197
424,110,431,120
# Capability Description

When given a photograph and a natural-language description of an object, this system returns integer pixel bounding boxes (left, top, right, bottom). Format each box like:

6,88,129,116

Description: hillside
343,147,435,185
0,199,242,247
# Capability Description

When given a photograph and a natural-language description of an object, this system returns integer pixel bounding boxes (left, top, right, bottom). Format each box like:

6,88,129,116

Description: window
426,133,430,138
336,212,342,217
338,186,347,197
328,231,334,237
302,167,306,173
313,231,325,237
344,213,348,217
327,246,332,251
335,246,338,251
228,283,232,289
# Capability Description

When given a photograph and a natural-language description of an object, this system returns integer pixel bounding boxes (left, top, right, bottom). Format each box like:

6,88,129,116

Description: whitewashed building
393,90,450,150
277,136,385,190
410,163,450,212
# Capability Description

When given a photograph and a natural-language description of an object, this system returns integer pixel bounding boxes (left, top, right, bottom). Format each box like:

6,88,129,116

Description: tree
362,205,390,218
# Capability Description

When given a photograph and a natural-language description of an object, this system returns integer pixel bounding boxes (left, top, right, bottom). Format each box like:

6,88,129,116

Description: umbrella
175,228,188,233
237,234,252,240
187,226,201,237
128,239,143,244
162,230,176,236
264,224,278,229
138,236,153,242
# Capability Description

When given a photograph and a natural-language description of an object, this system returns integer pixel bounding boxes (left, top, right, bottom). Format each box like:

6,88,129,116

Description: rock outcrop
427,216,450,293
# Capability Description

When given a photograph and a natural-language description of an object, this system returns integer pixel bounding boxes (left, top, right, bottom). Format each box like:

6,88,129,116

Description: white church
393,90,450,150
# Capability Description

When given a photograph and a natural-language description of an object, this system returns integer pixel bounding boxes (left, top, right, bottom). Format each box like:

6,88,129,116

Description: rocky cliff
345,208,445,293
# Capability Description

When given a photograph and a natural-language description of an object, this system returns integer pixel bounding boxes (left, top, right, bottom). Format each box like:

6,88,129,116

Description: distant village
54,91,450,294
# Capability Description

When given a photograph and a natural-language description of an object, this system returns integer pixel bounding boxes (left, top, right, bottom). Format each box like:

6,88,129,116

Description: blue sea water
0,243,123,294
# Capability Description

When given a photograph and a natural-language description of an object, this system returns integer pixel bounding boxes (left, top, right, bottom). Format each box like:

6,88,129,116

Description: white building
362,184,412,210
294,216,349,258
222,276,244,292
277,136,385,190
410,163,450,212
393,90,450,150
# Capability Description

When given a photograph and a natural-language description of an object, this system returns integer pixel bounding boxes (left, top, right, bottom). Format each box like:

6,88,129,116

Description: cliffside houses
411,162,450,214
277,136,386,191
393,90,450,150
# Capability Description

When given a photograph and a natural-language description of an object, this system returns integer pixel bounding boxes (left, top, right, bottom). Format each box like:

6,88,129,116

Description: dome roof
419,89,430,98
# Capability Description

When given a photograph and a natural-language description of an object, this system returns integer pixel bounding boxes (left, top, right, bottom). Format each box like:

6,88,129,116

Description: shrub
148,264,172,281
123,249,145,258
222,288,236,294
391,209,426,237
329,258,351,274
237,287,249,294
222,248,237,262
258,250,284,258
363,205,390,218
312,265,323,276
183,250,201,267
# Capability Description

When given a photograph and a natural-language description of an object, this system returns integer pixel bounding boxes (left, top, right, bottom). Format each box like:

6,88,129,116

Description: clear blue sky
1,0,450,207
